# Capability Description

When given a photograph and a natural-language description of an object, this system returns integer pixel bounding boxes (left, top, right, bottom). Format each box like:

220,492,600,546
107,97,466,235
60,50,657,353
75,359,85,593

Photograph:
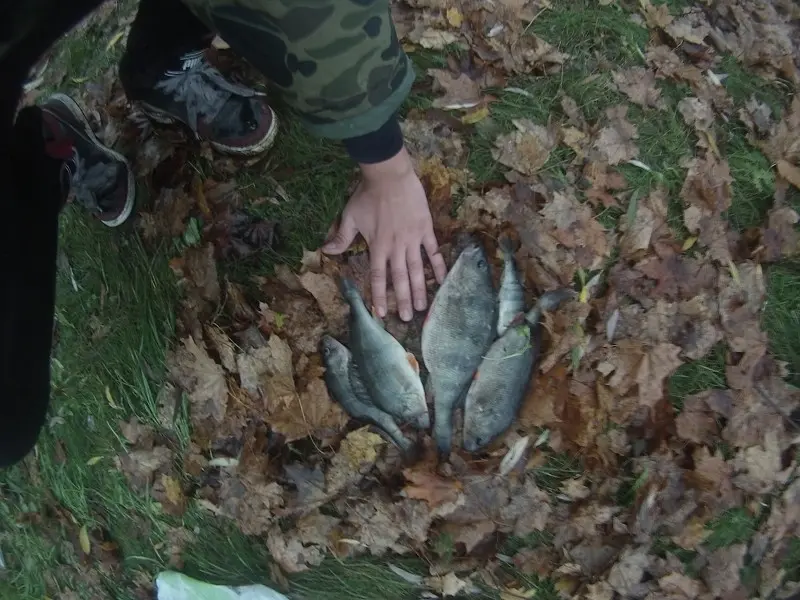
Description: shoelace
66,149,120,213
154,52,258,132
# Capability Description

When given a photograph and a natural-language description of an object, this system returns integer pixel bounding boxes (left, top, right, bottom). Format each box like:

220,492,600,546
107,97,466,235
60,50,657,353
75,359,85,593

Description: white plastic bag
155,571,290,600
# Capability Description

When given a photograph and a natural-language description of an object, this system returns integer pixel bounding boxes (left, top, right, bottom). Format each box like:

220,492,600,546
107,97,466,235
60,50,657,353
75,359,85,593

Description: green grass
705,508,757,551
3,0,800,597
765,263,800,387
668,344,728,410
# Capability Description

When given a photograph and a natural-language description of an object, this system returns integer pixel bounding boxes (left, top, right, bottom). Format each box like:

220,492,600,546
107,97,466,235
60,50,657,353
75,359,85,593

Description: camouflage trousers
183,0,415,139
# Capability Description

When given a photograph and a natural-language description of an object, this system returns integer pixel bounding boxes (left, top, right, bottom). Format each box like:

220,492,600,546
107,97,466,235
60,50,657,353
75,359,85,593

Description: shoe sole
44,93,136,228
139,102,279,156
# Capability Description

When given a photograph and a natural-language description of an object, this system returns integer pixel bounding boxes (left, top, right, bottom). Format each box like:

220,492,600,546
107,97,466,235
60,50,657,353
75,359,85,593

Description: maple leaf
298,271,348,335
492,119,558,176
403,468,463,508
674,391,723,444
638,0,672,29
151,474,187,517
702,544,746,597
266,511,339,573
168,336,228,425
429,69,482,110
539,190,610,270
325,427,385,496
678,97,715,133
665,11,711,45
612,67,666,110
215,475,285,536
593,105,639,165
519,363,568,428
115,446,174,492
457,187,513,230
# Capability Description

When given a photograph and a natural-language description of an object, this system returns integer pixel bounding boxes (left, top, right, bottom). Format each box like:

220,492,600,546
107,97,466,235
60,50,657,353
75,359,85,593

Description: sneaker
135,50,278,156
41,93,136,228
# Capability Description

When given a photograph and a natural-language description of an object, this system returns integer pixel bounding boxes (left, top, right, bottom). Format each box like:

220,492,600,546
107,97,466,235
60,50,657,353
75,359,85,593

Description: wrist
359,146,414,181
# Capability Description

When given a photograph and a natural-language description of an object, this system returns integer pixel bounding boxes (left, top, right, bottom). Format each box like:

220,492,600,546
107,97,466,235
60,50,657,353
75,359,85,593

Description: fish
320,335,414,453
496,236,526,337
340,278,429,429
462,288,575,453
422,237,496,455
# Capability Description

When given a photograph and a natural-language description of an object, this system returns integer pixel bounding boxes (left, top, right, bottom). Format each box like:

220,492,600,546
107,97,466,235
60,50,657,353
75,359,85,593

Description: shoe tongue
70,153,122,212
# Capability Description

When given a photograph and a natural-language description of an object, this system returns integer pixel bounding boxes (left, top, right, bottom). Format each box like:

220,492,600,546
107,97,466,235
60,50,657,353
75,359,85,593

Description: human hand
322,147,447,321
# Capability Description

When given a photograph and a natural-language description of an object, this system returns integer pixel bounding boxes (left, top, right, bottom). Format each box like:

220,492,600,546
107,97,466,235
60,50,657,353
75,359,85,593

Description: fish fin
406,353,420,374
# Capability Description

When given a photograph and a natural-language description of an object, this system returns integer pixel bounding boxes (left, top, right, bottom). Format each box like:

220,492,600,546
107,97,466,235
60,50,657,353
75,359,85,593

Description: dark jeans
0,0,211,468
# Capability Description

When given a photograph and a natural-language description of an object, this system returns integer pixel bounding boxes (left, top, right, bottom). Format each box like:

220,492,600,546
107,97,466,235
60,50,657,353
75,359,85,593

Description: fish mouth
454,232,481,254
462,437,479,453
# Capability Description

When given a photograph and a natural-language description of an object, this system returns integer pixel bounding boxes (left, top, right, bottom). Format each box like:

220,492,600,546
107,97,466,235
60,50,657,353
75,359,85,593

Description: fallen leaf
594,105,639,165
325,427,385,495
612,67,666,109
168,336,228,425
493,119,558,176
429,69,482,110
777,159,800,189
403,468,463,508
79,525,91,555
607,545,650,596
678,97,715,133
298,271,348,334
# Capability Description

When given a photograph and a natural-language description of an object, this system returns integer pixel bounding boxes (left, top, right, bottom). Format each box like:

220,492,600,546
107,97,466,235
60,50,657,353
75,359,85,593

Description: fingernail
378,306,387,318
401,308,412,321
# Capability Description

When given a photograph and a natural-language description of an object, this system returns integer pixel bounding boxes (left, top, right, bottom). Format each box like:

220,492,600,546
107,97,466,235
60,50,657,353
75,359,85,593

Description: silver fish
496,236,525,337
321,336,414,452
422,238,496,455
341,279,429,429
462,288,576,453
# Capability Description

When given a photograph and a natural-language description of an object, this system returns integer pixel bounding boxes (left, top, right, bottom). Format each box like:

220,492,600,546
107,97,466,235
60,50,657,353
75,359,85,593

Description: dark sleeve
341,114,404,164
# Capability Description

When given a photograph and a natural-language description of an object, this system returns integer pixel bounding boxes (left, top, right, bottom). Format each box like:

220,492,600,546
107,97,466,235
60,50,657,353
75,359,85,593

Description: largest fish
422,237,496,455
340,279,429,429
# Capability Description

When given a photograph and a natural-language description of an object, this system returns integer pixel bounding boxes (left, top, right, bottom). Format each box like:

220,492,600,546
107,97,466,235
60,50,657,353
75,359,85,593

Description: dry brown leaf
429,69,482,110
594,105,639,165
635,343,682,407
762,206,800,261
168,336,228,425
519,363,568,427
325,427,385,495
216,476,285,536
266,511,339,573
612,67,666,110
659,573,702,598
607,545,650,597
205,325,236,373
493,119,557,176
678,97,715,133
151,474,187,517
702,544,745,597
115,446,173,491
639,0,672,29
297,271,348,334
665,11,711,45
778,159,800,189
403,468,463,508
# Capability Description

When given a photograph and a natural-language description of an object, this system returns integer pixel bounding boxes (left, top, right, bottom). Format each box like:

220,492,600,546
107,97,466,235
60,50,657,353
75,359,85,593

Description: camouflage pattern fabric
184,0,415,139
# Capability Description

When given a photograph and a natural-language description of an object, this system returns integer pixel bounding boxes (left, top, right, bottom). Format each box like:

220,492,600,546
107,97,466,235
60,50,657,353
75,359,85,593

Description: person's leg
182,0,415,143
0,0,109,468
118,0,278,155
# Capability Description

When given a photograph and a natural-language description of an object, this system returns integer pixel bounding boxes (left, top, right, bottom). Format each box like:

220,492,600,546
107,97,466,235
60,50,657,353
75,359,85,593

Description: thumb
322,215,358,255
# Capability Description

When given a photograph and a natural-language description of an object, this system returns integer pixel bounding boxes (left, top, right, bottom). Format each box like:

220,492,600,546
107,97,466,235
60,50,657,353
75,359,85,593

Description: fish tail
433,409,454,456
525,287,576,325
498,234,514,256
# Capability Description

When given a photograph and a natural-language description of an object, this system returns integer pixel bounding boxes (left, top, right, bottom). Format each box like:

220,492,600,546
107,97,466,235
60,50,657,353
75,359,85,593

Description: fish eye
477,259,487,269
